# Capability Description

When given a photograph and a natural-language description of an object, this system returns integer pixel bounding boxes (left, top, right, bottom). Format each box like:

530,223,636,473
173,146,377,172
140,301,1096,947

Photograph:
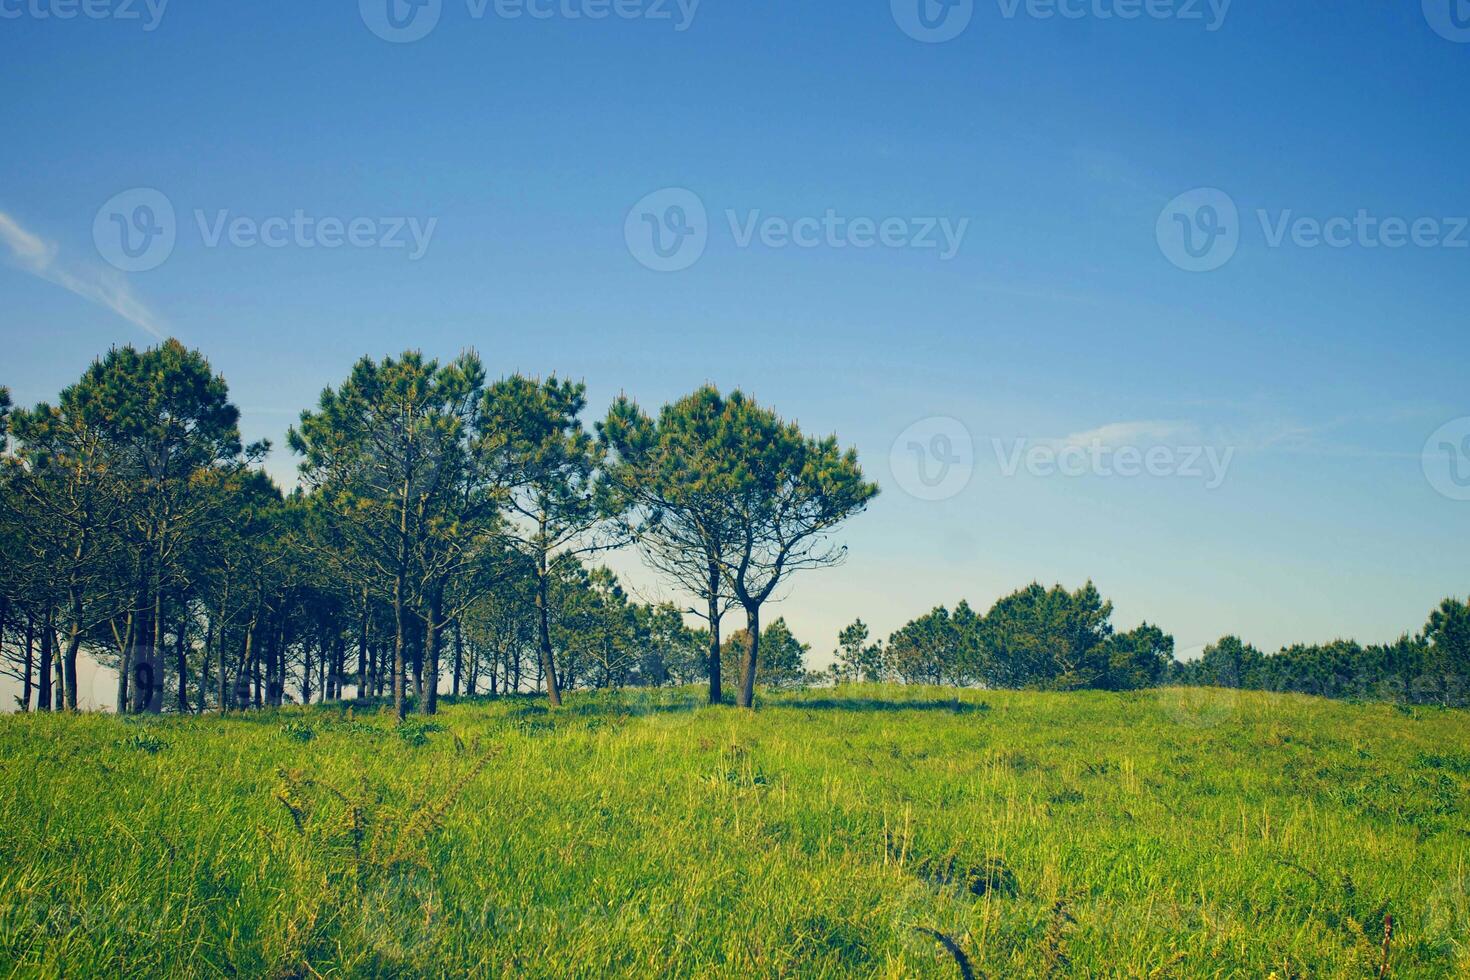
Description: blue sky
2,0,1468,668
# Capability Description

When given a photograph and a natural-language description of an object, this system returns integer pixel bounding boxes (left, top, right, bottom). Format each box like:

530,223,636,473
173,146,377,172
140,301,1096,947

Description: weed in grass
279,720,316,743
115,730,168,754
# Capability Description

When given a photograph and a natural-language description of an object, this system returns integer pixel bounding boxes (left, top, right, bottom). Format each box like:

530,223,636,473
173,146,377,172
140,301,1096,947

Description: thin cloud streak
1061,420,1193,448
0,210,165,339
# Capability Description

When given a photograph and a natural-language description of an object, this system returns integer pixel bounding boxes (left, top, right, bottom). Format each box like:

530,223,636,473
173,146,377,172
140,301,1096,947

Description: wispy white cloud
0,210,165,339
1061,420,1194,448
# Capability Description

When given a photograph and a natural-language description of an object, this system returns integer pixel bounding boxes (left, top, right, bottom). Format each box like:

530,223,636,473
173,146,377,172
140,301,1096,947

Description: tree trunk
118,555,146,712
199,615,215,715
393,472,412,720
220,620,235,712
332,631,345,700
302,621,315,706
357,588,369,701
20,613,34,712
232,615,255,710
452,618,463,698
738,605,760,709
392,577,407,721
64,561,84,711
423,590,443,715
175,617,188,714
146,588,165,713
37,608,54,712
252,632,263,709
409,622,424,701
707,561,723,704
535,553,562,707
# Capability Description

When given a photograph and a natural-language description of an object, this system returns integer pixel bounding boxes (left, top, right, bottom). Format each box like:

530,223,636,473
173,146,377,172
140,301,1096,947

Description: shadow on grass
465,690,991,717
771,697,988,715
209,689,989,724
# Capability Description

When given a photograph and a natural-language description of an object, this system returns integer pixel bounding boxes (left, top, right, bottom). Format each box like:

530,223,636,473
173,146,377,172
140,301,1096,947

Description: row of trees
0,341,877,717
2,341,1464,715
1173,598,1470,705
831,582,1175,692
842,584,1470,706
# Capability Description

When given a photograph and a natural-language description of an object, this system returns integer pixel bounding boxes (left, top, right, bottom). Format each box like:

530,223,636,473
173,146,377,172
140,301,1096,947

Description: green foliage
720,617,811,693
887,603,982,686
116,729,169,754
280,720,317,742
876,587,1463,707
833,619,885,684
982,582,1114,690
881,583,1124,691
395,718,444,747
1426,596,1470,693
1096,622,1174,691
1167,618,1463,707
2,339,254,713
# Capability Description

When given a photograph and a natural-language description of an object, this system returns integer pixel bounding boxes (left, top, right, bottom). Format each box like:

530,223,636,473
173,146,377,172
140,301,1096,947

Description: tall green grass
1,686,1467,977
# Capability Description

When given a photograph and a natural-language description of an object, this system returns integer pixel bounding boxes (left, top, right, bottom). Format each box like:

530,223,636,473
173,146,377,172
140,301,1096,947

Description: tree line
837,582,1470,706
2,340,1465,718
0,341,876,718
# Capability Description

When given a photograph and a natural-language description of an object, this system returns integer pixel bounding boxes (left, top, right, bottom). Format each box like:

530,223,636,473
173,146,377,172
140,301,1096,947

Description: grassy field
0,686,1467,978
